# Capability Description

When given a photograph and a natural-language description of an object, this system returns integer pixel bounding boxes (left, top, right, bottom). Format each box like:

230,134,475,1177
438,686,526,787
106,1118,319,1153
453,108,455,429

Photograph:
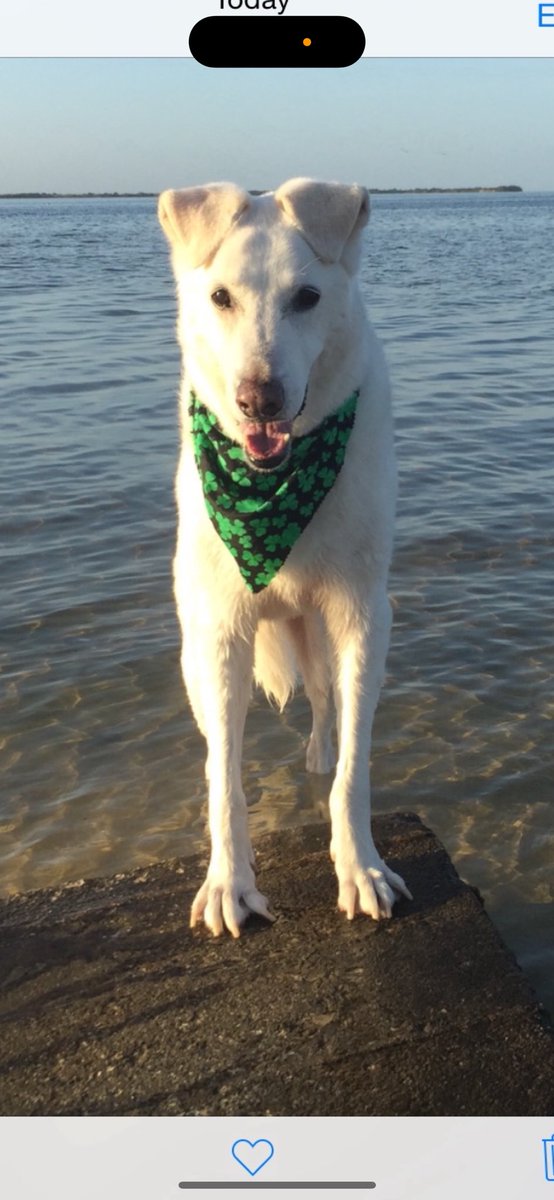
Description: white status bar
2,0,554,57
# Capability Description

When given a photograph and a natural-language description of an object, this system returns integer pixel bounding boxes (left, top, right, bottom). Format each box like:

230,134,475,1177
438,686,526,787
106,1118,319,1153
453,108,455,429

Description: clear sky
1,57,554,193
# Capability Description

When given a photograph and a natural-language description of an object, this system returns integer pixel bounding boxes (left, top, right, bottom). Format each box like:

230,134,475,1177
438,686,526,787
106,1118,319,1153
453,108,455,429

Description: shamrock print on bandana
189,391,358,593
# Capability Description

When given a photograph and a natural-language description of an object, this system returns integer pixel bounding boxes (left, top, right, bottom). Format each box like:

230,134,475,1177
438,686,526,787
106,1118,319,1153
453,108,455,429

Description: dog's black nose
236,378,285,420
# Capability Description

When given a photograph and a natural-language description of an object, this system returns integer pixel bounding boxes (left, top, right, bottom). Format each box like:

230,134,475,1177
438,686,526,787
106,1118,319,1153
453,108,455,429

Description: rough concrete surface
0,813,552,1116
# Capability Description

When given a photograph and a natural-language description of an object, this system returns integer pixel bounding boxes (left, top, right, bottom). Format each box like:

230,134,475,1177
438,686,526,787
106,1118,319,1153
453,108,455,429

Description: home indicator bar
178,1185,376,1191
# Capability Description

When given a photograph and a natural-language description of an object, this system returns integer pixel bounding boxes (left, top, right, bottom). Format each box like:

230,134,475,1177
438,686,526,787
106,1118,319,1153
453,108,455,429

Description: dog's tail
254,619,298,711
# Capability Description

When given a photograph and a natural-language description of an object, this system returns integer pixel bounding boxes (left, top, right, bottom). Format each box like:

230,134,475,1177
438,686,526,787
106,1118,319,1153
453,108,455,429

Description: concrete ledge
1,813,553,1116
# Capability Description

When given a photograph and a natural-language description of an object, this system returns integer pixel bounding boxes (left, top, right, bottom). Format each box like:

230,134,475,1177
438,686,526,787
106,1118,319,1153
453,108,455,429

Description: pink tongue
244,420,292,460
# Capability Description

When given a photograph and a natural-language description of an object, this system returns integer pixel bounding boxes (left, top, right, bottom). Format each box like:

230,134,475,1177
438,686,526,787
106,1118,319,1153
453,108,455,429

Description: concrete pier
1,813,553,1116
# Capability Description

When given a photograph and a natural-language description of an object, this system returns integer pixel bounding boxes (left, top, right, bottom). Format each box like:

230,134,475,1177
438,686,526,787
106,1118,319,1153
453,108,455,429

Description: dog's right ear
157,184,251,270
275,178,369,275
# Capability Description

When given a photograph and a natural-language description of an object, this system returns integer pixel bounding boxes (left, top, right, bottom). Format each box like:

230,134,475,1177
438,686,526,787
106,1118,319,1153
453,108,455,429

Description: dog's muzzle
241,387,308,471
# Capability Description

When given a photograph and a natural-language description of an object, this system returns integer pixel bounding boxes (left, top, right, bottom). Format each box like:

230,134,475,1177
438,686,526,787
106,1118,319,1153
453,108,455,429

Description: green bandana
190,390,358,593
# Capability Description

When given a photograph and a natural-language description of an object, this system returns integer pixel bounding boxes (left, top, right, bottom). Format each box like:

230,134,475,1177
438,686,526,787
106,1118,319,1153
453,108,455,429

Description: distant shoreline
0,186,524,199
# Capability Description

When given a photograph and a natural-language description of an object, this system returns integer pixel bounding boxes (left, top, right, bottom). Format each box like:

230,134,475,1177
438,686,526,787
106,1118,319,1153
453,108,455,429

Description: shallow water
1,193,553,1013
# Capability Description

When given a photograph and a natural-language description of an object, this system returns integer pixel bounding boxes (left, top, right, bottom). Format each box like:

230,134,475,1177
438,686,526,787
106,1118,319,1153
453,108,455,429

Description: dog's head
158,177,369,469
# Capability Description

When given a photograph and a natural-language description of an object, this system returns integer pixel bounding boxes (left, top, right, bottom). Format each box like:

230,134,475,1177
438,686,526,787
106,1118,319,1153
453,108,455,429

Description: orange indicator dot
303,37,312,46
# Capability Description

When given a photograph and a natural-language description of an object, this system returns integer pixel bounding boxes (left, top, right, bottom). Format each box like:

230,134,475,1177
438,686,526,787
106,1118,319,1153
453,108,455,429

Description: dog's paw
332,841,412,921
190,865,275,938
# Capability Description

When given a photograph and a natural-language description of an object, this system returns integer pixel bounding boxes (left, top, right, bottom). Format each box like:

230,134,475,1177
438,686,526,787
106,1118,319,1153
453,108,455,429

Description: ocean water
1,193,553,1014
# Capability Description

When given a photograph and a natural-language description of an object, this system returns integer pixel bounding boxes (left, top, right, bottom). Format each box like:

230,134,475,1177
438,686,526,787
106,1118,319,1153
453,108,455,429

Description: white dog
158,177,411,937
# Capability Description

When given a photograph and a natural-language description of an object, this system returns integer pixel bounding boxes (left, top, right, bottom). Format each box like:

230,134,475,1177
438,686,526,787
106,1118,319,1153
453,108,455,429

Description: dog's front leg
326,587,412,920
187,624,274,938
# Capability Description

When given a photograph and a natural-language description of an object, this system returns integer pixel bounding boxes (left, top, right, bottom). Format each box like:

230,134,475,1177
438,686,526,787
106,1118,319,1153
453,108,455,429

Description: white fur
158,177,412,937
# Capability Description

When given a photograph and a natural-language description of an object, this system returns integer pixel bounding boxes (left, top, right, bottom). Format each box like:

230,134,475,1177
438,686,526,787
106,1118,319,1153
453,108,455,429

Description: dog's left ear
275,178,370,273
158,183,251,269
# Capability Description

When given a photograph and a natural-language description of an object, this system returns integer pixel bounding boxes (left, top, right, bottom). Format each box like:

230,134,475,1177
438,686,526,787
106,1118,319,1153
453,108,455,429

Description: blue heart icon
231,1139,275,1177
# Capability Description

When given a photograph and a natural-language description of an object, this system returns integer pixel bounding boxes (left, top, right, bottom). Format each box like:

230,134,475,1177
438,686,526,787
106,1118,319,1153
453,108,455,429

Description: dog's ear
158,184,251,269
274,178,369,273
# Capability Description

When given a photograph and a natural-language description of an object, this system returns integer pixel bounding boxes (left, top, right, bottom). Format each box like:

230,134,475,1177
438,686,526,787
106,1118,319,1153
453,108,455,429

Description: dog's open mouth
243,420,293,470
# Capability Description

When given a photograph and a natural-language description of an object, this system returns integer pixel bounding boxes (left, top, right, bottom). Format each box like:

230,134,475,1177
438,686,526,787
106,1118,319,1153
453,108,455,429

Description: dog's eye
211,288,232,310
291,286,321,313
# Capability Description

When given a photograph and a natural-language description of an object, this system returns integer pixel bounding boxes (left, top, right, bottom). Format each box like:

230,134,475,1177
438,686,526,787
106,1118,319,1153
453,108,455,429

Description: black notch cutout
189,16,366,67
